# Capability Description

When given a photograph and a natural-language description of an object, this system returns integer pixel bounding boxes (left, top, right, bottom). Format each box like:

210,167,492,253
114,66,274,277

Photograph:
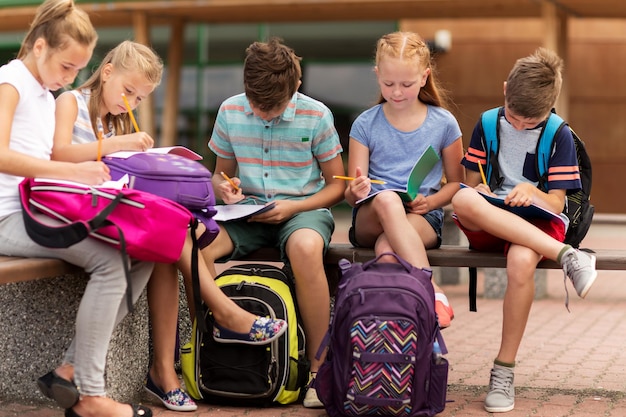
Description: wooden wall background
403,19,626,214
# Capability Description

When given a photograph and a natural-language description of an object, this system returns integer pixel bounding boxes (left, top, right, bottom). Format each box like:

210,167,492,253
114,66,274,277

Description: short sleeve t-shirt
209,92,343,203
350,104,462,197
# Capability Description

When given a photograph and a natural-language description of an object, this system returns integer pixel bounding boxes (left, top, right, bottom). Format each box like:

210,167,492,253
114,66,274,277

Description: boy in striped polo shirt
203,38,345,408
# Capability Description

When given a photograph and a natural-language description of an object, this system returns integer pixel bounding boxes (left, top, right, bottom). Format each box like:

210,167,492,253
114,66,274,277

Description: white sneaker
561,247,597,298
484,364,515,413
303,373,323,409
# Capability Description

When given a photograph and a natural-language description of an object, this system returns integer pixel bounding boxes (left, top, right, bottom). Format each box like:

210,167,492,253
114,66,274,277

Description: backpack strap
479,107,503,189
19,179,135,313
470,107,503,312
536,110,567,192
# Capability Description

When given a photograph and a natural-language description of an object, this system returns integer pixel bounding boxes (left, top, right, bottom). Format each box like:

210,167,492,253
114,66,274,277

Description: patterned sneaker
213,316,287,345
484,364,515,413
561,247,597,299
303,373,323,409
144,373,197,412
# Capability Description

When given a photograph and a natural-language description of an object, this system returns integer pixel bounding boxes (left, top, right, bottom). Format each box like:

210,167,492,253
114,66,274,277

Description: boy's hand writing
504,183,537,207
218,176,244,204
474,183,494,196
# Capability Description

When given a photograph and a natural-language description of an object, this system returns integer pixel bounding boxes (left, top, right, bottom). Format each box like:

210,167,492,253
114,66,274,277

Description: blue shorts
219,208,335,264
348,206,444,248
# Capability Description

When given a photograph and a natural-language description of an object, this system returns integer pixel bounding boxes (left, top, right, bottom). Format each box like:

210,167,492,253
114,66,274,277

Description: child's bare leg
497,244,542,364
355,192,430,267
147,262,181,392
285,228,329,372
179,229,278,335
452,188,565,260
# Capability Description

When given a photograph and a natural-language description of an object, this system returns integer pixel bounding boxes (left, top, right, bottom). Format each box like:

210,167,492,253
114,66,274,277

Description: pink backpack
19,177,199,313
20,177,193,263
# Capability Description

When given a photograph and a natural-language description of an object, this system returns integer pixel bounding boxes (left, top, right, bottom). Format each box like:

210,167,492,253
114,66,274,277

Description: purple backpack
315,253,448,417
104,152,219,247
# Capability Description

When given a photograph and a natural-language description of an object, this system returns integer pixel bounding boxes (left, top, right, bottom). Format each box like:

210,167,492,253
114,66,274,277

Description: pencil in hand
96,117,104,162
121,93,140,133
477,161,487,185
333,175,386,185
220,171,240,191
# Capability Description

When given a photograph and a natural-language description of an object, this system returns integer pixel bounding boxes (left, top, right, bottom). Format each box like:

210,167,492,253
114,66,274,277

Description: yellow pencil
477,161,487,185
96,117,104,162
220,171,240,191
121,93,140,133
333,175,386,185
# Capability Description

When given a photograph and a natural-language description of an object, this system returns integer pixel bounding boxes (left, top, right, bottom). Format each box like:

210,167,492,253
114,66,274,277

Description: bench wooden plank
0,256,82,285
242,244,626,271
1,244,625,286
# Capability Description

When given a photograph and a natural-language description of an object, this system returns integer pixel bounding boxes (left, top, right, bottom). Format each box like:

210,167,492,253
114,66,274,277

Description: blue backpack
479,107,594,248
315,253,448,417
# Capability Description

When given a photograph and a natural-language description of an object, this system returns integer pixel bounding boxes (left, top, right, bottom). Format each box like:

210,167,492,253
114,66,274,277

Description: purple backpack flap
315,252,449,417
104,152,219,247
104,153,214,209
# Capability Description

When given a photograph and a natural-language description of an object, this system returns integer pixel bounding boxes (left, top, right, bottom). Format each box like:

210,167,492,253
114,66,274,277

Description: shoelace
490,368,513,392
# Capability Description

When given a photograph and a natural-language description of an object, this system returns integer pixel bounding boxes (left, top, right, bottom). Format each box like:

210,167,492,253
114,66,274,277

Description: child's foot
144,372,197,412
303,372,324,409
435,293,454,329
213,316,287,345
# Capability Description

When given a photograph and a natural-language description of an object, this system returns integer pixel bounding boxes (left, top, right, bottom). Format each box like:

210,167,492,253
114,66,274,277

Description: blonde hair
375,31,450,109
18,0,97,60
505,47,564,119
79,40,163,135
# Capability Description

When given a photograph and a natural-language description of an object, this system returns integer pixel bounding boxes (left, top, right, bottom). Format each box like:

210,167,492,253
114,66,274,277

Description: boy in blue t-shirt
451,48,597,414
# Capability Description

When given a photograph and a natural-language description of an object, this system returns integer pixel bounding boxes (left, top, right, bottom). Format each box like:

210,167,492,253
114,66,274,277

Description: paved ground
1,211,625,417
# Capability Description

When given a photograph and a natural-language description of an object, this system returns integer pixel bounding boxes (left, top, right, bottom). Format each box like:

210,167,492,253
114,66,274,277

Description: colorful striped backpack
315,253,448,417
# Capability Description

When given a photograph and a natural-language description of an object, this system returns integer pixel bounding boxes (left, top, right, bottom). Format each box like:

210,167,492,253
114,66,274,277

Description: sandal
37,370,79,409
213,316,287,345
65,403,152,417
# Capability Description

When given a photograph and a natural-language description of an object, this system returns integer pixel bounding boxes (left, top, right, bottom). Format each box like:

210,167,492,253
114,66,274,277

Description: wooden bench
2,243,624,404
3,244,625,285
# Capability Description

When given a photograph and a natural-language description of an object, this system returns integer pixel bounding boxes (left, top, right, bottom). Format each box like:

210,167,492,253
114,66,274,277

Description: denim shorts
349,206,444,248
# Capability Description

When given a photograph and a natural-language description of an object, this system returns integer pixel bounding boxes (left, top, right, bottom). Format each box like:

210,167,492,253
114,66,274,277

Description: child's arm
344,138,372,206
52,92,154,163
505,182,566,214
212,157,244,204
249,154,345,225
0,85,109,184
408,137,465,214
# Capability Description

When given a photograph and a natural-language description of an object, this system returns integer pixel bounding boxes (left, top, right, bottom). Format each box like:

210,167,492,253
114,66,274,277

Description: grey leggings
0,213,154,396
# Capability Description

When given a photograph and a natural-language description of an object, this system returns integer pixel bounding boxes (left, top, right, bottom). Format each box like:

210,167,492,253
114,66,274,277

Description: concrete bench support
0,273,150,404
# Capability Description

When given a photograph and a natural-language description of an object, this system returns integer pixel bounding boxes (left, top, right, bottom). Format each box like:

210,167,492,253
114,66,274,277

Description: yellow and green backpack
181,263,309,406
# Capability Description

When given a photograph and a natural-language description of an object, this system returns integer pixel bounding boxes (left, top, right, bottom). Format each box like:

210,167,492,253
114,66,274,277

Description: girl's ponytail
18,0,97,59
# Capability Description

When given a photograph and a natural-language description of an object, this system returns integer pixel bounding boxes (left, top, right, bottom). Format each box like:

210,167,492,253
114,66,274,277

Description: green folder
356,145,440,204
